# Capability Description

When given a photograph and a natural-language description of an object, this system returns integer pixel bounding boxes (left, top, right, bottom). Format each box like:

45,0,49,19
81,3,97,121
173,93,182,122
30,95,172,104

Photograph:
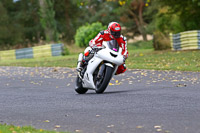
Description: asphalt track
0,66,200,133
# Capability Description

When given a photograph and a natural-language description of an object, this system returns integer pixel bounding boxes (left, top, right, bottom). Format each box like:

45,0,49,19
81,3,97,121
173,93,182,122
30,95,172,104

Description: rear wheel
95,66,113,94
75,75,88,94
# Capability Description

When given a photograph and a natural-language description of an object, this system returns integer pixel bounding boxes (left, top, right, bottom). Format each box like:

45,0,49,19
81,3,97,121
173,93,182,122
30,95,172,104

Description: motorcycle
75,40,124,94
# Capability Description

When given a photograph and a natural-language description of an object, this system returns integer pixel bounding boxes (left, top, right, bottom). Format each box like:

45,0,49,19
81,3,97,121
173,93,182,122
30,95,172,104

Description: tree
0,0,44,48
118,0,151,41
73,0,120,26
15,0,42,44
54,0,81,42
0,1,11,46
153,0,200,33
0,0,24,48
39,0,58,42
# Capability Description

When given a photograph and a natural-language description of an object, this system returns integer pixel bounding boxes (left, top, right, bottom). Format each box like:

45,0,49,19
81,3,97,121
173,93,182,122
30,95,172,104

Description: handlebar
91,46,103,53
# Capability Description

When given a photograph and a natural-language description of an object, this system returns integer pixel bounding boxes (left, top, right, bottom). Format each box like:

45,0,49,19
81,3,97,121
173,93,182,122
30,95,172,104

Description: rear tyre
75,75,88,94
95,66,113,94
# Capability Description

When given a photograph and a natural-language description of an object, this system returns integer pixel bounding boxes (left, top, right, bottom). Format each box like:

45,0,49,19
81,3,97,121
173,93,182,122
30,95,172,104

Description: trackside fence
0,44,64,61
170,30,200,51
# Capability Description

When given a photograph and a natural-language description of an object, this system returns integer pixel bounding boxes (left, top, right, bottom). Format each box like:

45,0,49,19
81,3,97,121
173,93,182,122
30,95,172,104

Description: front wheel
95,66,113,94
75,75,88,94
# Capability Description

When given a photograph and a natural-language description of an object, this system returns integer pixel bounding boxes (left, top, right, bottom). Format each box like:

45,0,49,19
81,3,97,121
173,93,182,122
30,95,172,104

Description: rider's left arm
121,37,128,60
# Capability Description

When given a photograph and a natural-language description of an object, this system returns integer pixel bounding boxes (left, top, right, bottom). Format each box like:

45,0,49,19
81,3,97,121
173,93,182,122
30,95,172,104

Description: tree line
0,0,200,50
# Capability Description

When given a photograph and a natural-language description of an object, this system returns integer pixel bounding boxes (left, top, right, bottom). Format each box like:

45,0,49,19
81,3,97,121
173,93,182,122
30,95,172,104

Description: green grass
127,41,200,72
128,40,154,50
127,49,200,71
0,55,78,68
0,124,68,133
0,41,200,72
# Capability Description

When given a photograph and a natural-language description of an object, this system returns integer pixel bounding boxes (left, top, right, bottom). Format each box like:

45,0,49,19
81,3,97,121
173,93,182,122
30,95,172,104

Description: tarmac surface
0,66,200,133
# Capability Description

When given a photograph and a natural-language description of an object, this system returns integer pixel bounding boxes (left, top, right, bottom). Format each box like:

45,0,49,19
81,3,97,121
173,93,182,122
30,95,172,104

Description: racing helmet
108,22,121,39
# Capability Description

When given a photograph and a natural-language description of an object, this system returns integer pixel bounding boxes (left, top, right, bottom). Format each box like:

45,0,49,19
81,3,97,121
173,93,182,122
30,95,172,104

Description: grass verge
127,49,200,72
0,41,200,72
0,124,68,133
0,55,77,68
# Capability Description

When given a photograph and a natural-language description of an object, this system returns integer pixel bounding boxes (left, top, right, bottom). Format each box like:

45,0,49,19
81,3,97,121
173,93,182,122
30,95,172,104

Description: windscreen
106,40,119,52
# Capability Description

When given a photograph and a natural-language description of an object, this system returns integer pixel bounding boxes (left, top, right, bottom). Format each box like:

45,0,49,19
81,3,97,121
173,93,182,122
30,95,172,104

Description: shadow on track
80,89,134,95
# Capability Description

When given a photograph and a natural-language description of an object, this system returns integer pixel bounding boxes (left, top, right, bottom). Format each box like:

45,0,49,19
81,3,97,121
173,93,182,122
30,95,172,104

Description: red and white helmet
108,22,121,39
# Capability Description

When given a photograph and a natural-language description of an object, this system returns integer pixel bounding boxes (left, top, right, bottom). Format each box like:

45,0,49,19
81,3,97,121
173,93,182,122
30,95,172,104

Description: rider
77,22,128,75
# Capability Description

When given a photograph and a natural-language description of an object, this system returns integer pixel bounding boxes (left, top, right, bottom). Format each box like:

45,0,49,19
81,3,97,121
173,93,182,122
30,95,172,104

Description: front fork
97,63,105,79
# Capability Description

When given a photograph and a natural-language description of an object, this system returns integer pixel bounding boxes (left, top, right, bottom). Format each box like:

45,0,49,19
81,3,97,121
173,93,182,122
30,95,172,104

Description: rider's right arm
89,31,104,47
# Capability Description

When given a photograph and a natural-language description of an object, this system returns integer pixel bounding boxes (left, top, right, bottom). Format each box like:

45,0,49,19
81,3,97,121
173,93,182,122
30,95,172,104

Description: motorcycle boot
76,47,94,72
76,53,84,72
76,53,89,72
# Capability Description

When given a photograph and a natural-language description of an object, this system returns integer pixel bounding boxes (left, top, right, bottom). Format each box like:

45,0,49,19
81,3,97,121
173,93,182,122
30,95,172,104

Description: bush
75,22,106,47
153,31,171,50
62,46,70,55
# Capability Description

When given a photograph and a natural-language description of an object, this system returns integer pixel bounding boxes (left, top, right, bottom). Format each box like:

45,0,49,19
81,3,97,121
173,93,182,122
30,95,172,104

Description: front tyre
95,66,113,94
75,75,88,94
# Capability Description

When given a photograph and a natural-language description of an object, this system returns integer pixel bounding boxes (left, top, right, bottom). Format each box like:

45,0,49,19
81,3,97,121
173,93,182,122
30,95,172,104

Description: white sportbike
75,40,124,94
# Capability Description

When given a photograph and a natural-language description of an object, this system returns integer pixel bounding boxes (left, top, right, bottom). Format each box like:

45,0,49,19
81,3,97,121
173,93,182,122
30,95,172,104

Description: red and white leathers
88,29,128,74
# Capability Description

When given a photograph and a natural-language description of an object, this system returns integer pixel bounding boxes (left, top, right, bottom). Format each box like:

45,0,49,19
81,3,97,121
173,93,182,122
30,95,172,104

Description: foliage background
75,22,106,47
0,0,200,50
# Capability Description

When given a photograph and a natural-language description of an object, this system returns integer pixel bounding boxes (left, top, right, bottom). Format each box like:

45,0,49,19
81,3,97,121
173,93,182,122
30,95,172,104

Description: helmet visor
111,30,121,38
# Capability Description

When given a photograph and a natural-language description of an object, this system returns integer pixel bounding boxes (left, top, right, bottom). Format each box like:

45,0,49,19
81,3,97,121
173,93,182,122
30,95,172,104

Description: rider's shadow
82,89,134,95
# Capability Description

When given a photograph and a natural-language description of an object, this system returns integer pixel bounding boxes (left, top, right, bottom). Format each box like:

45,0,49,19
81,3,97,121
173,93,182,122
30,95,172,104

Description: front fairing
96,40,123,66
96,48,123,66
